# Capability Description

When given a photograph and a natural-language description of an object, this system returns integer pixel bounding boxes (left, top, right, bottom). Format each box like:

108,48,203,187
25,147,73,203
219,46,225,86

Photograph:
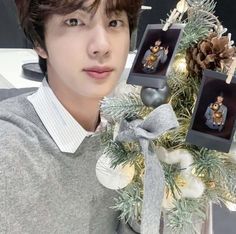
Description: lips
83,66,114,79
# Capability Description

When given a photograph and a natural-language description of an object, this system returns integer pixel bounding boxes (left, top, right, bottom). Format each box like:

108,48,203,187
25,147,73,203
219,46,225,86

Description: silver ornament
140,85,170,108
186,0,204,7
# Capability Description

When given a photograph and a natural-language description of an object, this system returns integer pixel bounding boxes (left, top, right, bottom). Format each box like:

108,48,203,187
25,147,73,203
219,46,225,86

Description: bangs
38,0,99,16
105,0,134,16
16,0,141,48
16,0,142,75
38,0,135,17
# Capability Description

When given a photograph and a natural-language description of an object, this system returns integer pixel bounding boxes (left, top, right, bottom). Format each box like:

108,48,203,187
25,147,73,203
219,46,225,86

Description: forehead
39,0,128,16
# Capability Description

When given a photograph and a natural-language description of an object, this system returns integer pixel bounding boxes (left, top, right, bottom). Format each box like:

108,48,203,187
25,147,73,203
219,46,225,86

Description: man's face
217,96,224,103
37,0,130,100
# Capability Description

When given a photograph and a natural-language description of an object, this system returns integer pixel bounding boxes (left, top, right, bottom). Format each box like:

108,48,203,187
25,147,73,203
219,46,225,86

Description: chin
85,91,111,99
93,86,116,97
102,89,116,97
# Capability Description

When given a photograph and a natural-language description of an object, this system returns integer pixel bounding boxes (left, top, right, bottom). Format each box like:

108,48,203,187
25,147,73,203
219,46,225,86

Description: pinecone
186,32,236,76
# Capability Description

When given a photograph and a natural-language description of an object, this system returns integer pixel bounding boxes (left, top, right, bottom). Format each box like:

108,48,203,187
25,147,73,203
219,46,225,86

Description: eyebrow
69,6,124,20
64,8,90,20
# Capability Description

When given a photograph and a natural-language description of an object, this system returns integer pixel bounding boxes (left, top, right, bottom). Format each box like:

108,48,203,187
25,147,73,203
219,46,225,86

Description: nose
87,25,111,59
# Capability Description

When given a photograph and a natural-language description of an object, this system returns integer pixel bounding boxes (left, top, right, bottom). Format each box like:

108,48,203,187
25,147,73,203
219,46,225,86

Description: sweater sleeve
0,118,29,234
0,160,7,233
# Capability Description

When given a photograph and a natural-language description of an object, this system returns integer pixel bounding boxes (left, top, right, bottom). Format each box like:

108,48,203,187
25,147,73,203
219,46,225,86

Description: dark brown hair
15,0,142,74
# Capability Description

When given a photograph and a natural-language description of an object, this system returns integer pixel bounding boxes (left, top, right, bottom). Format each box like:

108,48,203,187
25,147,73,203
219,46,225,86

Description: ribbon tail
140,140,165,234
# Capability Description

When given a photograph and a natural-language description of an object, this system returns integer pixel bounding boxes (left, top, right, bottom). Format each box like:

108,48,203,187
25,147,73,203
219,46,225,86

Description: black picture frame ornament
127,24,185,88
186,69,236,153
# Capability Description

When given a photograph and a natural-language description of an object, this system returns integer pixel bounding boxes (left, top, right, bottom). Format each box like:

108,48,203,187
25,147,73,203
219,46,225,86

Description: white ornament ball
96,154,135,190
180,174,205,199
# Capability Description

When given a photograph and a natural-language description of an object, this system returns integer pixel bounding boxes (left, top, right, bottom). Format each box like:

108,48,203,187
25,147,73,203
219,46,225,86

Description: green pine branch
103,140,142,168
162,163,182,199
100,93,149,122
112,182,143,222
100,123,114,145
216,161,236,204
181,0,218,51
190,148,226,180
166,198,207,234
162,0,219,52
103,0,236,229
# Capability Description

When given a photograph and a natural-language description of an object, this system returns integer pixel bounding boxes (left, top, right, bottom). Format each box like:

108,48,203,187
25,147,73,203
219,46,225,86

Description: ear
35,46,48,59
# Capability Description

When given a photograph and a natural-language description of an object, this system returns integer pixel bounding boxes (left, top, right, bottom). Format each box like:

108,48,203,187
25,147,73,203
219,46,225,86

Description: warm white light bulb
173,54,188,75
176,0,188,13
178,58,188,73
141,5,152,10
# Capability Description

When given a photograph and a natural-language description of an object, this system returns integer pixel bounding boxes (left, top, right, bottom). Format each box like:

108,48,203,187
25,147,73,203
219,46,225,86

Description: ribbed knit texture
0,93,136,234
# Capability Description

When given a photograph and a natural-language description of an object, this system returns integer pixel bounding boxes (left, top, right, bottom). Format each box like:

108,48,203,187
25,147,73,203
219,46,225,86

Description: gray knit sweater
0,93,136,234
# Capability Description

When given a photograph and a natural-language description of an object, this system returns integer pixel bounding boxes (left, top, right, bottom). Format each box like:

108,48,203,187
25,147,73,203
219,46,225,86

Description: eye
65,18,83,27
109,20,123,28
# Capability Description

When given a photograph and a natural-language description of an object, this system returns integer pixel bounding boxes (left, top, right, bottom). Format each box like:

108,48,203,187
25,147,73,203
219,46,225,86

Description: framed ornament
186,69,236,152
127,24,185,88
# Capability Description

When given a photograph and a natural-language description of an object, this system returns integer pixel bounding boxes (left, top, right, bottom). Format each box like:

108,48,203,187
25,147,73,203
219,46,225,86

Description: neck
67,97,101,132
48,82,101,132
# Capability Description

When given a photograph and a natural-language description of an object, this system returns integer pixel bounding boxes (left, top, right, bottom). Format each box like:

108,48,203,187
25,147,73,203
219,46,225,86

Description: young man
0,0,142,233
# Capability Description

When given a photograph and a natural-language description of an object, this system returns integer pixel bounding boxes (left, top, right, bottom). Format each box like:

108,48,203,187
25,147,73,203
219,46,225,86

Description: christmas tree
99,0,236,233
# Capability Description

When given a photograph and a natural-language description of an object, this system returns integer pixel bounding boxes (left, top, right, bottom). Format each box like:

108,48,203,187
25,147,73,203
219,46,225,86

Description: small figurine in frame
127,24,185,89
186,69,236,153
142,40,169,73
204,92,228,132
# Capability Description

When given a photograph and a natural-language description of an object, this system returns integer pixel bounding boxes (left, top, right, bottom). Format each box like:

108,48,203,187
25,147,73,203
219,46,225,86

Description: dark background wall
0,0,235,48
137,0,236,47
0,0,29,48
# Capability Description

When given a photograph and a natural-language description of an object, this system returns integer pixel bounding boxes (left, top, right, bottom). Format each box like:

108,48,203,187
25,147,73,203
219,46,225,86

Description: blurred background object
0,0,235,50
0,0,31,48
136,0,236,48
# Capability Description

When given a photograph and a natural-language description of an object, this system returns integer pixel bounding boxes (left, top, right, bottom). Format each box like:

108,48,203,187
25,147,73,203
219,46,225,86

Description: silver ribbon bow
116,104,179,234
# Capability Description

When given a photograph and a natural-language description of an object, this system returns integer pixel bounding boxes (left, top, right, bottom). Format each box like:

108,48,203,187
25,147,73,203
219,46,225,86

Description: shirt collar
27,78,107,153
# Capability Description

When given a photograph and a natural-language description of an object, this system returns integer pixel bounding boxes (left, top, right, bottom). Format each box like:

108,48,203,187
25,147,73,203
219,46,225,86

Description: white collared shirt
27,78,106,153
27,78,135,193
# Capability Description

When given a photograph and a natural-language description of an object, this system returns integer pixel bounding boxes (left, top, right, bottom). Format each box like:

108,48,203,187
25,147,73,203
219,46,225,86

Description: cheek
49,43,76,60
114,35,130,66
46,30,84,56
122,35,130,55
46,40,84,72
